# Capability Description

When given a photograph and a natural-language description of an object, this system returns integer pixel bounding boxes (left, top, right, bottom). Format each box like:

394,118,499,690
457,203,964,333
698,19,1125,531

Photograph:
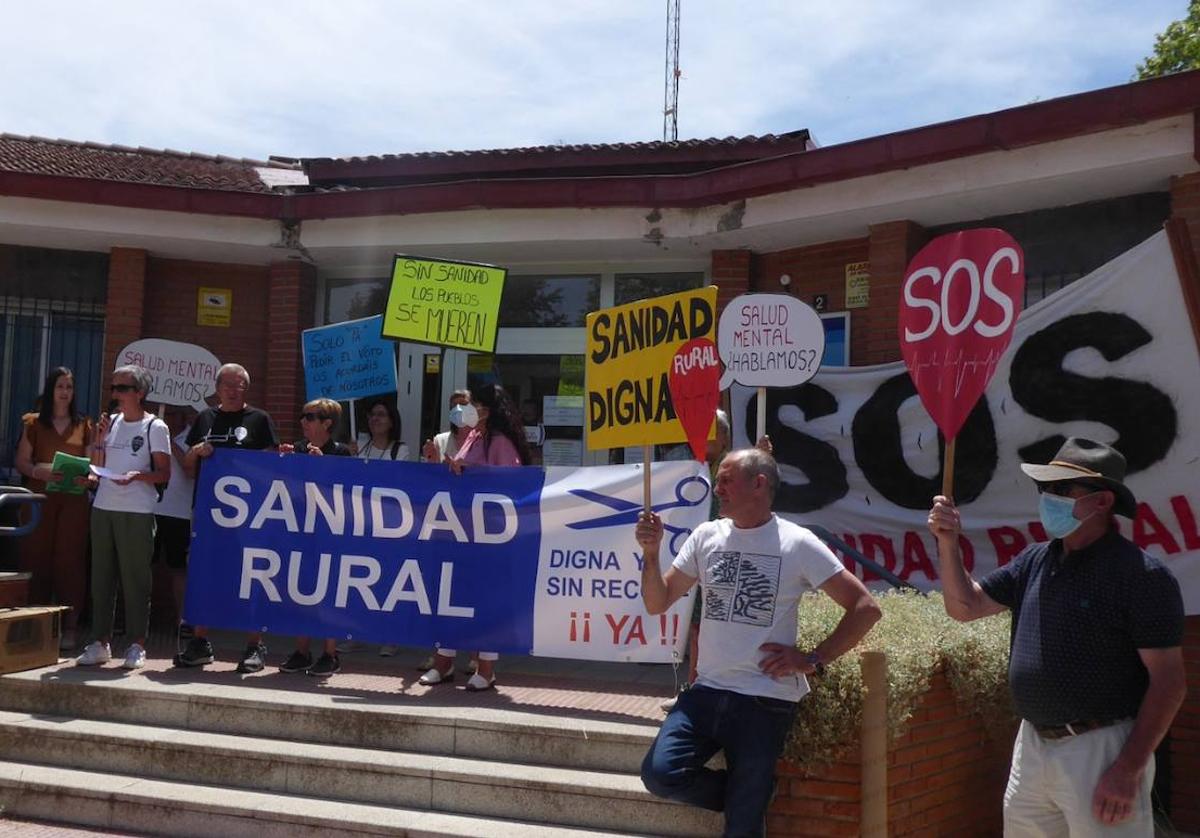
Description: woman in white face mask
413,391,477,671
422,390,473,464
419,383,532,692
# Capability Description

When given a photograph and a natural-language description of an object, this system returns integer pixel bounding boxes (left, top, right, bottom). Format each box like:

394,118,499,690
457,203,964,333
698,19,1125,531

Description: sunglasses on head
110,384,136,393
300,412,328,422
1038,481,1105,497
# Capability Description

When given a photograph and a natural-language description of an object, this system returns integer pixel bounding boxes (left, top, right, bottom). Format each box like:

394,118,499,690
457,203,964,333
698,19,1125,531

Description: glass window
498,275,599,327
928,192,1168,309
325,278,388,324
613,272,705,306
465,353,586,466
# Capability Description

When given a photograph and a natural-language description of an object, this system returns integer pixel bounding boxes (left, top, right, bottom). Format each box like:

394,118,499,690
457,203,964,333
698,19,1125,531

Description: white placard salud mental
718,294,826,390
116,338,221,411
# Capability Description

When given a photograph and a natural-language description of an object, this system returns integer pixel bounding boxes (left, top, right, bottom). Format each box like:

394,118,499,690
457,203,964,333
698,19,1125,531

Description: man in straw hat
928,437,1185,836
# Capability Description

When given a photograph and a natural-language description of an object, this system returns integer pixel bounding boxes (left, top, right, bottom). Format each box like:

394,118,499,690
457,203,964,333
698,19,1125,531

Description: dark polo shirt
979,527,1183,728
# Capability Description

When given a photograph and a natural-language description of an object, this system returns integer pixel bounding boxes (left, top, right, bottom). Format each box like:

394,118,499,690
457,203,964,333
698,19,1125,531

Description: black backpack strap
390,441,401,460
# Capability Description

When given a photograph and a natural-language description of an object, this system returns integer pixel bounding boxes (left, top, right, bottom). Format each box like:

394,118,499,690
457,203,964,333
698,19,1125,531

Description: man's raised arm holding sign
635,447,880,837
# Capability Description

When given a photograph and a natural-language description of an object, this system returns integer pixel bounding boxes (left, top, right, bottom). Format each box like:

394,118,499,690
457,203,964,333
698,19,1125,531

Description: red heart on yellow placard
668,337,720,461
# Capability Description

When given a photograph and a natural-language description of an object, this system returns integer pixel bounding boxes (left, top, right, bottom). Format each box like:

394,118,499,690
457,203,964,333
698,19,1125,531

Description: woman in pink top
419,383,531,692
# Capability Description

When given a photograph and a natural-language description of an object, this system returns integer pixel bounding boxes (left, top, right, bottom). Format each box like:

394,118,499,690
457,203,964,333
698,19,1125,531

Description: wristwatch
805,652,827,677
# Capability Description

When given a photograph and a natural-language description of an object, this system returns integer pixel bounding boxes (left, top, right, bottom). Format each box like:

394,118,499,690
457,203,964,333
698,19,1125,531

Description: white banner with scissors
533,460,708,662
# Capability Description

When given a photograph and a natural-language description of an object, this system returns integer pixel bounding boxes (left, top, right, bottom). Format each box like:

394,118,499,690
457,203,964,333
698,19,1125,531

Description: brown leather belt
1034,719,1121,740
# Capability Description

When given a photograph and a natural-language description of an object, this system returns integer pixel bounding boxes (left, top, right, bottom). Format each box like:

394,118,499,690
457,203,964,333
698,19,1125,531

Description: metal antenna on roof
663,0,681,142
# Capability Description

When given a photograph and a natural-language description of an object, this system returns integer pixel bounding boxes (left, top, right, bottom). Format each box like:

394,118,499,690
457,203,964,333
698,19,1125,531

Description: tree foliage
1137,1,1200,79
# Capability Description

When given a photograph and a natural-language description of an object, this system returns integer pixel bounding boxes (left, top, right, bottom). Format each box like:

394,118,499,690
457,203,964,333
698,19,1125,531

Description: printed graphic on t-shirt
703,551,781,628
204,427,247,446
131,435,144,453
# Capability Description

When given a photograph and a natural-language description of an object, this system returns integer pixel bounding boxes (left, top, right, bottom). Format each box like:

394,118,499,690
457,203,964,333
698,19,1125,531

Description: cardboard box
0,606,68,674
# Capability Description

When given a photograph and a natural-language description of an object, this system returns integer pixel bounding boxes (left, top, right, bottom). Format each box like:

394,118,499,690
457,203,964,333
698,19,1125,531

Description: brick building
1,70,1198,830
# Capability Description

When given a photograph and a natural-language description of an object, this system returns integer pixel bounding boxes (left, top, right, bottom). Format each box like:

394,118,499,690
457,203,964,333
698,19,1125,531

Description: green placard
382,255,507,353
46,451,90,495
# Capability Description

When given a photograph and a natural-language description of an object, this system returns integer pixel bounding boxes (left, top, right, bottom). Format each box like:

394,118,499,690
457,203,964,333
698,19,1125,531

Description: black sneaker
306,653,341,678
173,637,214,668
236,643,268,674
279,650,313,673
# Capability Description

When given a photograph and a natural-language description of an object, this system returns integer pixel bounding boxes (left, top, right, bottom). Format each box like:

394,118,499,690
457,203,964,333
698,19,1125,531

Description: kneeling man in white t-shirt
636,448,881,838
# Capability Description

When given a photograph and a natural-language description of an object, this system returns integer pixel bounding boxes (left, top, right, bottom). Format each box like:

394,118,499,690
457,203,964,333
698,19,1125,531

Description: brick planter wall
768,668,1014,837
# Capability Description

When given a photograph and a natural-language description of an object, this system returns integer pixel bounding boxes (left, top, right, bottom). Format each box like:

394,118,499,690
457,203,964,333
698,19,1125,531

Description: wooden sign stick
643,446,653,513
756,386,767,443
942,437,956,500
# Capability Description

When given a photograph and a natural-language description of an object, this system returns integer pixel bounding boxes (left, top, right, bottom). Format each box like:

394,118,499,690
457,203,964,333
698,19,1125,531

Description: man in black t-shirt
928,438,1185,836
175,362,279,673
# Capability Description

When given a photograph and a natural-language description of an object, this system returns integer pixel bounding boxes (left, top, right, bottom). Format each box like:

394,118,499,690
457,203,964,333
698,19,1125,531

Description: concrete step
0,666,653,773
0,710,720,837
0,761,654,838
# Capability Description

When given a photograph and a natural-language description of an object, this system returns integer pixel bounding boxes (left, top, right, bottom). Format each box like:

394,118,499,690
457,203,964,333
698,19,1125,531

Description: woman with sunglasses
419,382,531,692
76,365,171,671
278,398,352,677
14,367,94,651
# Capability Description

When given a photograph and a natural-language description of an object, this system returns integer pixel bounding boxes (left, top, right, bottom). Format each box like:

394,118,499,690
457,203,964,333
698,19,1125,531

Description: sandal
418,666,454,686
464,672,496,692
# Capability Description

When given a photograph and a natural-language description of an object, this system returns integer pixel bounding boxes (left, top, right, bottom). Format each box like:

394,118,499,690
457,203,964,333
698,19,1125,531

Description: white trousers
436,649,499,661
1004,720,1154,837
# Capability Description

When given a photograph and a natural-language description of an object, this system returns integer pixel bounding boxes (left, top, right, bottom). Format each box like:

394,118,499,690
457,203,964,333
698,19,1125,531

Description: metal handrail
803,522,922,593
0,487,46,537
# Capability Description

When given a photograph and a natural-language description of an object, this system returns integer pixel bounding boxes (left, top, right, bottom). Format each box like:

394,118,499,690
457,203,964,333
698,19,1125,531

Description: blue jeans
641,685,797,838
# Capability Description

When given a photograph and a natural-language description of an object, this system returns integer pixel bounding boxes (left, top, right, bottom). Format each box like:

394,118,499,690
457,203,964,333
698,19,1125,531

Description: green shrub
783,589,1013,769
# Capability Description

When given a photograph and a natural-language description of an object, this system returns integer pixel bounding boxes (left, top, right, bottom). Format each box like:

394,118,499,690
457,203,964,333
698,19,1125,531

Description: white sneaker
335,640,366,654
122,643,146,670
378,644,400,657
76,641,111,666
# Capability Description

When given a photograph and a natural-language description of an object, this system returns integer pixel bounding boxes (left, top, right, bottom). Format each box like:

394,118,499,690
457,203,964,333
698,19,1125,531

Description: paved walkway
43,629,688,725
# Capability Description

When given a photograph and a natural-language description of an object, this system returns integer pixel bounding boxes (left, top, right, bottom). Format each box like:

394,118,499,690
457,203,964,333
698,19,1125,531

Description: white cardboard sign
718,294,826,390
117,338,220,411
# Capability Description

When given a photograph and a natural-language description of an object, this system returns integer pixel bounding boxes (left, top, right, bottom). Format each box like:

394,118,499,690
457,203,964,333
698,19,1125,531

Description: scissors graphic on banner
567,475,710,554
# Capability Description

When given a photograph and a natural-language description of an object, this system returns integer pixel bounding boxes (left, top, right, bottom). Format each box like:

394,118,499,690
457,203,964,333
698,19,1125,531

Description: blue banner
301,315,398,403
186,449,546,652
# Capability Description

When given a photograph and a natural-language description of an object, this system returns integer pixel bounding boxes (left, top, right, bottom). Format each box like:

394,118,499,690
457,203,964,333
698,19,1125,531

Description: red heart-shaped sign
668,337,721,461
899,228,1025,442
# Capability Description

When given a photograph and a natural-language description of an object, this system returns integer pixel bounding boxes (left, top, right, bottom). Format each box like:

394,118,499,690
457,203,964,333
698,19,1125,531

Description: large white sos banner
732,231,1200,613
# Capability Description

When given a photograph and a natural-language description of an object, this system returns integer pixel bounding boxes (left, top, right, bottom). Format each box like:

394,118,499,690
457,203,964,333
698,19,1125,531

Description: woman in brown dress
14,366,94,651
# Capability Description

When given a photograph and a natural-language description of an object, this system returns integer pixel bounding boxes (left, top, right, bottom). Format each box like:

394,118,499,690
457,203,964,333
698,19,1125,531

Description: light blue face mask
1038,492,1084,539
449,403,478,428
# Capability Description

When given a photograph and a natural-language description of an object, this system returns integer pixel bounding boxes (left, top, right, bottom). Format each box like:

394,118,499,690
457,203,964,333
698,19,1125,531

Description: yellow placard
845,261,870,309
197,287,232,327
585,286,718,450
382,255,506,352
558,355,584,396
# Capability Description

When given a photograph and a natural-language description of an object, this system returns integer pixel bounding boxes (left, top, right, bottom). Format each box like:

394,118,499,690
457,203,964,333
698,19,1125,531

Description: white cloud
0,0,1184,159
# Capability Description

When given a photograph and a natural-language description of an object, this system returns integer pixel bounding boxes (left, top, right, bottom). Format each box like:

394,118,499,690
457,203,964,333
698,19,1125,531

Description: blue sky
0,1,1186,161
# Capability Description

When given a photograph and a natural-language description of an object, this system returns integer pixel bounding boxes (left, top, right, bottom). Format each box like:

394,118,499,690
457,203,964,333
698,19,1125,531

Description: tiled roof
0,133,302,194
302,130,816,189
312,130,814,165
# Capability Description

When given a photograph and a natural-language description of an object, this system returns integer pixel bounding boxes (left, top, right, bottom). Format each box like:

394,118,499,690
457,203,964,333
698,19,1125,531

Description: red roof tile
0,134,300,194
